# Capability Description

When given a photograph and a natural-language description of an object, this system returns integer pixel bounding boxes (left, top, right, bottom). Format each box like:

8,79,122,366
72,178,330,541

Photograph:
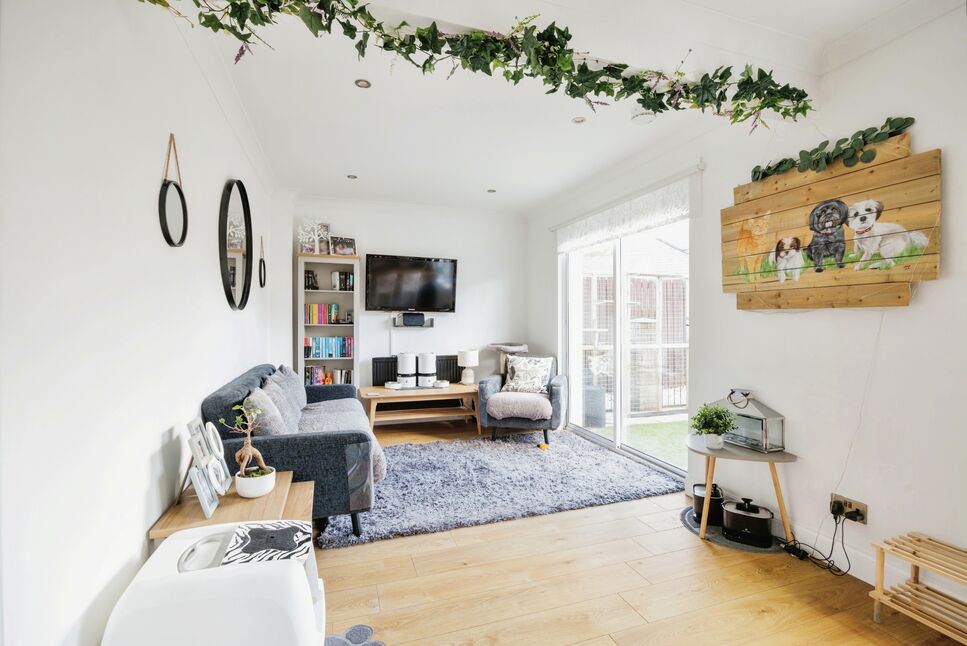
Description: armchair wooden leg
351,512,362,537
543,429,550,445
491,427,498,441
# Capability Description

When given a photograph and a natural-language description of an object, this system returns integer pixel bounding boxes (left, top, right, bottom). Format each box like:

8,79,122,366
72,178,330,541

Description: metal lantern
715,389,785,453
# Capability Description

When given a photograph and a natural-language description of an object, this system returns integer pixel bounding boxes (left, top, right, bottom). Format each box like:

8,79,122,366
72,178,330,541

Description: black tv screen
365,254,457,312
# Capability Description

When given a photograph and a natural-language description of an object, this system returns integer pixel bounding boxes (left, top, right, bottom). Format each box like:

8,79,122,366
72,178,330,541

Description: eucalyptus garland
751,116,915,181
140,0,812,127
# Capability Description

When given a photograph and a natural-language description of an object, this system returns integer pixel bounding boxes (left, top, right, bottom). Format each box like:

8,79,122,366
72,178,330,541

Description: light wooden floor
316,422,952,645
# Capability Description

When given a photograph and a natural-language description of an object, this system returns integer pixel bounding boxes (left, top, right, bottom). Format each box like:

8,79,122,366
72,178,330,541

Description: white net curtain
555,177,691,253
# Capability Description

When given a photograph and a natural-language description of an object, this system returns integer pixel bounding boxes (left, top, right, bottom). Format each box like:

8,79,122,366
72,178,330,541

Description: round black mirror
158,179,188,247
219,179,253,310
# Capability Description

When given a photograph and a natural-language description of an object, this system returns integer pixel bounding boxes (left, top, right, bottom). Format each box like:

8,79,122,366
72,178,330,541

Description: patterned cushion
277,365,308,410
486,392,553,420
262,381,300,433
501,356,553,393
242,387,289,436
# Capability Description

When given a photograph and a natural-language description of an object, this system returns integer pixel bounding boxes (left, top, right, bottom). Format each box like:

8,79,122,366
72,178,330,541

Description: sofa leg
351,512,362,537
491,427,498,442
543,429,550,445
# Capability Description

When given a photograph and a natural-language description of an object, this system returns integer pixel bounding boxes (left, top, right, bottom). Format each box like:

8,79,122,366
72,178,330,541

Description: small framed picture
204,421,234,491
318,237,331,255
331,236,356,255
188,431,213,466
189,464,219,519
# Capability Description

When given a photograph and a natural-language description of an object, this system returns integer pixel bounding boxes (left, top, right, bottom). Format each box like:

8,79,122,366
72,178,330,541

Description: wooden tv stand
359,384,480,433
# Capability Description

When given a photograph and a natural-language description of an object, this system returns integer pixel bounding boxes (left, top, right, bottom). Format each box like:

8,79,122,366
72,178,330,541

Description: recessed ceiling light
354,79,372,89
571,116,586,124
487,189,497,193
347,174,358,180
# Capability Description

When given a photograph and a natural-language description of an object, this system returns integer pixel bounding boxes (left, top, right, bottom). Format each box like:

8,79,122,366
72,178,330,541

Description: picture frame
204,421,235,491
331,236,356,256
189,464,219,519
318,236,331,255
297,219,330,254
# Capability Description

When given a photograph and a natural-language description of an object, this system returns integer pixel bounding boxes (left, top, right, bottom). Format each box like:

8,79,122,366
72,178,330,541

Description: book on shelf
304,366,353,386
304,303,340,324
329,271,354,291
303,269,319,290
303,335,354,359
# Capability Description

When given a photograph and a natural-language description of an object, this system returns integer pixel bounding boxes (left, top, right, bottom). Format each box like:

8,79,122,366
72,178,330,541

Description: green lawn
624,419,689,469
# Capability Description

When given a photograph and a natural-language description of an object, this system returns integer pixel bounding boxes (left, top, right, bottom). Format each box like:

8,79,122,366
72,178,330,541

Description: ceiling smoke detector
571,116,586,124
354,79,372,89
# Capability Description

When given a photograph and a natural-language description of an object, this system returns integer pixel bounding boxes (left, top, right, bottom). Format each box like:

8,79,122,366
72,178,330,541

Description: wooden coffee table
359,383,481,433
148,470,313,542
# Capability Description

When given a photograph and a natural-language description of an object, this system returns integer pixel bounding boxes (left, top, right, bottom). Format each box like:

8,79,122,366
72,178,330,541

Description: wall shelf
305,289,354,294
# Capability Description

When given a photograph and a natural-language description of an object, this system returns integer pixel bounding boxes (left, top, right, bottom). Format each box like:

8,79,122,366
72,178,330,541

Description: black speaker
401,312,425,327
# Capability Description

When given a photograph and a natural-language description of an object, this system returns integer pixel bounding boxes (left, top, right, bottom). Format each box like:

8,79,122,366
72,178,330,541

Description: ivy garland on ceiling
750,116,916,182
140,0,813,128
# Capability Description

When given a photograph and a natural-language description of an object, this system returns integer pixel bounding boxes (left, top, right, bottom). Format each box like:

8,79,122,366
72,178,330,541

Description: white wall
526,8,967,587
285,197,529,385
0,3,280,644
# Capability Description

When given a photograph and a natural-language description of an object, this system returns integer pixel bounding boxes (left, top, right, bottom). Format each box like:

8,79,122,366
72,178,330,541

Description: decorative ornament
259,236,267,288
139,2,812,129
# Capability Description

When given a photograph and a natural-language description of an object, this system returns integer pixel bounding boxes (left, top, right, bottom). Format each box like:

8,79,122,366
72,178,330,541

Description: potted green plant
690,403,737,450
219,402,276,498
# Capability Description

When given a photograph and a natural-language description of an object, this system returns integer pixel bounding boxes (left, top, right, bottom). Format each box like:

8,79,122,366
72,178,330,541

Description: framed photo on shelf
331,236,356,255
189,464,219,518
297,219,330,254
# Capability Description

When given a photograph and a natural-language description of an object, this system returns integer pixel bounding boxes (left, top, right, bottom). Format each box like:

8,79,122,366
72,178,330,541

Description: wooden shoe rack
871,532,967,643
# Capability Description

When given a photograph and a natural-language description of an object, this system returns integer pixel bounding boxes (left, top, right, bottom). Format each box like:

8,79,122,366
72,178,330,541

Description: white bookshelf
294,253,360,386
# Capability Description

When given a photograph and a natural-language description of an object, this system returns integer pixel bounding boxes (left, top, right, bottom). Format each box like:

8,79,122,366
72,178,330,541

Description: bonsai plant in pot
690,403,737,450
219,402,276,498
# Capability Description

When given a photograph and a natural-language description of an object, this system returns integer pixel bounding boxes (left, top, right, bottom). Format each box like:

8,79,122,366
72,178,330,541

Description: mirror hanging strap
162,132,184,187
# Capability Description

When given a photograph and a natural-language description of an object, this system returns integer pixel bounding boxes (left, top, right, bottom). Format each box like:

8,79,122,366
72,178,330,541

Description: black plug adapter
830,500,845,517
845,509,865,522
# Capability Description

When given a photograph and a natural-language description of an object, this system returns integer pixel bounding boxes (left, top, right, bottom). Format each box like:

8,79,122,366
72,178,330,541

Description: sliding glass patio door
565,243,616,440
559,177,692,473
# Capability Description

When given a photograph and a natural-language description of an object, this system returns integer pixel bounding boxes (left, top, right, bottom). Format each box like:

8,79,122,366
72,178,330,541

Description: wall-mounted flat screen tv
365,254,457,312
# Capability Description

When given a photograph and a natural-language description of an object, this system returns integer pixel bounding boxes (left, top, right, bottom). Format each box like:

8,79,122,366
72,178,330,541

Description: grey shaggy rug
317,430,683,548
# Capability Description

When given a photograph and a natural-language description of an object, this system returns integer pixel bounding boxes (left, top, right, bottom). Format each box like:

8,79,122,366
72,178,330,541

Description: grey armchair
477,356,568,444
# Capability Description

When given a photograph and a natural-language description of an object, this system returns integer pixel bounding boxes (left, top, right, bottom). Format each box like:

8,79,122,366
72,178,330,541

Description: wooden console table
148,470,313,541
686,435,797,542
359,384,480,433
871,533,966,643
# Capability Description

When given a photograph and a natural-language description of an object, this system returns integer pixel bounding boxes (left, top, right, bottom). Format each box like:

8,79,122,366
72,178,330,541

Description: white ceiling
216,0,931,214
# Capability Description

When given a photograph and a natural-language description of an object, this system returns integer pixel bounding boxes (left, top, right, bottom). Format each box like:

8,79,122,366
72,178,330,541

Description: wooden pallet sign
721,134,941,310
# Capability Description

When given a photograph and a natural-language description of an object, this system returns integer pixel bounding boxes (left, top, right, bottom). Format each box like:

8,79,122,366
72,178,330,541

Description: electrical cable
777,515,852,577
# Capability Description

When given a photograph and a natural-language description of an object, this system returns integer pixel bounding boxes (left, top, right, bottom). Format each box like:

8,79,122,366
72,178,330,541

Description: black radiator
371,354,460,385
370,354,462,413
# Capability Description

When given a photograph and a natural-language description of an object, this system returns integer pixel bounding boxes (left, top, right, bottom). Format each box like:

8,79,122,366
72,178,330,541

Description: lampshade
457,350,479,367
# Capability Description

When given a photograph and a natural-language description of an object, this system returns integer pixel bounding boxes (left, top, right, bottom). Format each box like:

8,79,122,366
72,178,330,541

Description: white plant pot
704,435,725,450
235,466,276,498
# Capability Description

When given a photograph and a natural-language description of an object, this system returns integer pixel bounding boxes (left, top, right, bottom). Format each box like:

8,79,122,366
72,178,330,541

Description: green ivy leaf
297,5,323,36
860,149,877,163
843,155,859,167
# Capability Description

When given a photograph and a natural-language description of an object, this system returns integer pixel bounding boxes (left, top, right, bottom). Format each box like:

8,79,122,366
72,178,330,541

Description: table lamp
457,350,479,385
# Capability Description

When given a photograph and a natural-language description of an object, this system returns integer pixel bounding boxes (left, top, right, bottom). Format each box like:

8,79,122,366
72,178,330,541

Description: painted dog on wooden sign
805,199,848,272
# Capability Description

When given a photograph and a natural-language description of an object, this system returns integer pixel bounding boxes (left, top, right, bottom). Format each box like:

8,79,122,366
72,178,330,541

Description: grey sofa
200,364,382,536
478,357,568,444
